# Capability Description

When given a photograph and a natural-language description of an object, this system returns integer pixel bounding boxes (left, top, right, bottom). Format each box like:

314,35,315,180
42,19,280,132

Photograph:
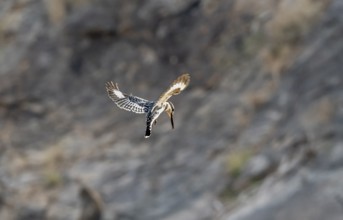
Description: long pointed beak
170,112,174,129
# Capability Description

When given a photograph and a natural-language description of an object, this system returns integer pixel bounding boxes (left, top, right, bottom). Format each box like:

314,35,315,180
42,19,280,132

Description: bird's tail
145,126,151,138
145,112,154,138
145,118,157,138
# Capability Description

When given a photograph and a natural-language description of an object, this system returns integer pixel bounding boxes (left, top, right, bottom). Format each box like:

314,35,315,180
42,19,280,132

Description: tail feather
145,126,151,138
145,111,154,138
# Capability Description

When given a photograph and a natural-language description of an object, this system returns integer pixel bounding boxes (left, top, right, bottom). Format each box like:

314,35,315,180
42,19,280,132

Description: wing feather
156,73,190,106
106,81,152,114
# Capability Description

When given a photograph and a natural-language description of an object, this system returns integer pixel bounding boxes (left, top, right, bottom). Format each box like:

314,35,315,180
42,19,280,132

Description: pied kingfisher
106,73,190,138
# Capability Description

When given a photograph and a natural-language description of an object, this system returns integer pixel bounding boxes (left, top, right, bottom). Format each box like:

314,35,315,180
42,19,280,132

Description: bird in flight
106,73,190,138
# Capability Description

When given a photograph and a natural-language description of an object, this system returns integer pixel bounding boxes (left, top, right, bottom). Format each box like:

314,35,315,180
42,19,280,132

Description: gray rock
222,168,343,220
138,0,200,21
16,205,46,220
65,6,117,38
0,0,342,220
241,154,276,180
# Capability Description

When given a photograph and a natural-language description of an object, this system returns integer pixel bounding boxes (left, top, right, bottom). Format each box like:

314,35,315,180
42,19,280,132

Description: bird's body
106,74,190,138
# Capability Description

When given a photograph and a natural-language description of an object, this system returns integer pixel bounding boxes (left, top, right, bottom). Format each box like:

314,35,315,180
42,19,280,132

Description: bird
106,73,190,138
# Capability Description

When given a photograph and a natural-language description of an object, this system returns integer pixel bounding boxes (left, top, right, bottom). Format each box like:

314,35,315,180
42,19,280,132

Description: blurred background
0,0,342,219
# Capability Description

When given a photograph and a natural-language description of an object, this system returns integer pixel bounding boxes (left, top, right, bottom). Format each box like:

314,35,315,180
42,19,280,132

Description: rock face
0,0,342,220
220,1,343,219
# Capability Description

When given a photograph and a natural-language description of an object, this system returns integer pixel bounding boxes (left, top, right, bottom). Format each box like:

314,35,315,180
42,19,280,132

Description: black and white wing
106,81,152,114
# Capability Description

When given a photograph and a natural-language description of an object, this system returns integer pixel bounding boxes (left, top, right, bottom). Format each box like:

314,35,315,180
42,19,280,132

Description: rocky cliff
0,0,342,220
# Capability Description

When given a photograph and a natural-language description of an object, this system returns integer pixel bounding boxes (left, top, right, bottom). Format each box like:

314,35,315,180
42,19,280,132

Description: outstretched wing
106,81,152,114
156,73,190,106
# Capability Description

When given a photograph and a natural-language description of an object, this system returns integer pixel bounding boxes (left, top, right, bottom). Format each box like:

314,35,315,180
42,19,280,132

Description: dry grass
267,0,328,44
234,0,277,15
6,143,65,188
39,146,64,187
0,3,24,43
261,0,331,74
232,107,252,128
260,44,295,76
300,97,335,134
202,0,223,15
43,0,67,25
43,0,94,25
240,81,276,110
232,0,330,75
28,145,64,168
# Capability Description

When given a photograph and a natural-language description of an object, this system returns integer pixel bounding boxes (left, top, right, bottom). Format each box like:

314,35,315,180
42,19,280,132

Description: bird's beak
170,112,174,129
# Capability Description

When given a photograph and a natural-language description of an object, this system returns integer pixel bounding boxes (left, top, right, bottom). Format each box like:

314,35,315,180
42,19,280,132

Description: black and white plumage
106,73,190,138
